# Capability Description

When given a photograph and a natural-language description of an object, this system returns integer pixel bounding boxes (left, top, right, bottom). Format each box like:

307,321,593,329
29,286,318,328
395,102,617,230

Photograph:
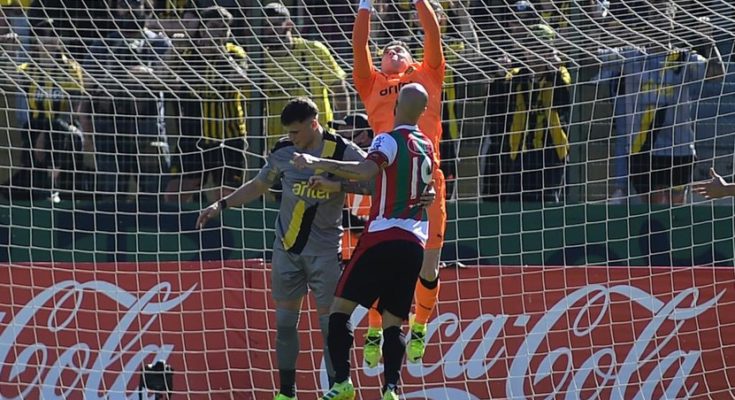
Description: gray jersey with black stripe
256,131,366,255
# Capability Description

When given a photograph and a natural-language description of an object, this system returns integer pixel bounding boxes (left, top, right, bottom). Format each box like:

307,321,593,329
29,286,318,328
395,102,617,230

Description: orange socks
367,277,440,330
368,300,382,331
414,277,440,325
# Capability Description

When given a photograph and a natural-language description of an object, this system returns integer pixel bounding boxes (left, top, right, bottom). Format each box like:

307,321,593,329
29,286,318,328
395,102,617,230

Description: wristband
218,199,228,210
358,0,372,11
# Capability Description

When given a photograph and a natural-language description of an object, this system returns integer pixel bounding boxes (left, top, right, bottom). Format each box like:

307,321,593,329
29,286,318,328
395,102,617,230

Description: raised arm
353,2,374,80
416,0,443,70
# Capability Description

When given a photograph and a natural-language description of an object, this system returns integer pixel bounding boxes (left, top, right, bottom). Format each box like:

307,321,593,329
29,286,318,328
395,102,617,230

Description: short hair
281,97,319,126
381,40,412,57
201,6,234,27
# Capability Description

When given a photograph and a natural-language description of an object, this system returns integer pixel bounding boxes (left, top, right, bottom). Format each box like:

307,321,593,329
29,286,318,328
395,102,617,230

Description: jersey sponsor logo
292,181,332,200
378,81,414,96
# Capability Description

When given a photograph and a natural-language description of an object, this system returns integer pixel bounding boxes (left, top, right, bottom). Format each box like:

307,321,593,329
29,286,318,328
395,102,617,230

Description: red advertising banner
1,262,734,399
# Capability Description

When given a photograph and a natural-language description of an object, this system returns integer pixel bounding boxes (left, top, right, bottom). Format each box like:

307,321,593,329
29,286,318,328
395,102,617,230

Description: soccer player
196,98,365,400
292,83,435,400
352,0,445,366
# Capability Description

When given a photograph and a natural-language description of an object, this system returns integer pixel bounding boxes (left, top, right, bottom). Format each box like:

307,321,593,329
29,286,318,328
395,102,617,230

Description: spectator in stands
164,5,250,204
260,1,350,151
482,24,571,203
0,0,33,163
299,0,353,59
4,17,91,201
599,43,722,205
537,1,571,32
330,113,373,149
329,113,372,262
147,0,199,34
26,0,112,59
80,0,172,201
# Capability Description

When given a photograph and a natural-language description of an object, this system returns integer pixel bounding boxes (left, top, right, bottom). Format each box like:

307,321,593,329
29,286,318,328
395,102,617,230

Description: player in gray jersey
196,97,365,400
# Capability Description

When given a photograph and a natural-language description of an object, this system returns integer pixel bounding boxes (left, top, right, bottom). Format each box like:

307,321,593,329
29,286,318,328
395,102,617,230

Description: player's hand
308,175,342,193
420,180,436,207
196,202,222,229
291,153,319,170
692,168,733,199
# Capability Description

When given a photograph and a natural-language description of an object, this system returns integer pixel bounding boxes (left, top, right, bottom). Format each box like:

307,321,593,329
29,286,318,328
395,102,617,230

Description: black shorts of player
630,153,695,195
336,234,423,320
178,137,247,188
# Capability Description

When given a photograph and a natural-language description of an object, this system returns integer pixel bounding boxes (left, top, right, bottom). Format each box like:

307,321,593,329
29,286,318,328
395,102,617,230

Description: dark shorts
177,138,247,188
336,231,423,320
630,153,695,195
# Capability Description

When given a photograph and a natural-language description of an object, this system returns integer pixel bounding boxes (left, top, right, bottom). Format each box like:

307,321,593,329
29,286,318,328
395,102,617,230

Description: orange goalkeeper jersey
352,2,445,162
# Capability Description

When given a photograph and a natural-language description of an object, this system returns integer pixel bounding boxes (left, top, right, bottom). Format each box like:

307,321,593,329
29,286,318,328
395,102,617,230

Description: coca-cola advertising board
1,261,734,399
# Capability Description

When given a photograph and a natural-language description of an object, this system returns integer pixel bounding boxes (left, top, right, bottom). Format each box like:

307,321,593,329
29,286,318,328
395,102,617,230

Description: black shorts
177,138,247,188
336,232,423,320
630,153,695,195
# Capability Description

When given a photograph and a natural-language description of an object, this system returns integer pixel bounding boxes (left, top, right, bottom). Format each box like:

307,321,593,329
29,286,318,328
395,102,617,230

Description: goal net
1,0,735,398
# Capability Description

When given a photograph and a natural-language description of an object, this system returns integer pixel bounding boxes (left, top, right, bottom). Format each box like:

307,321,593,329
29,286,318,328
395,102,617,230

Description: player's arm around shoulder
291,138,383,182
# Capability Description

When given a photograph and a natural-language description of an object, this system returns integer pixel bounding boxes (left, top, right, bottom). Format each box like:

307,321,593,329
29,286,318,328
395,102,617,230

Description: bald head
395,83,429,125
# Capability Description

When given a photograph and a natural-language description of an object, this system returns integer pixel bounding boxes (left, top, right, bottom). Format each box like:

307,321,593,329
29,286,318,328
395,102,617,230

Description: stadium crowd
0,0,729,206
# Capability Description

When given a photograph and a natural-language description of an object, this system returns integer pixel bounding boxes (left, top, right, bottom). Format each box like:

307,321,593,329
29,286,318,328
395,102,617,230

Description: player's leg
271,247,309,400
409,168,446,363
363,301,383,368
322,296,360,400
321,240,382,400
380,240,424,399
304,252,342,387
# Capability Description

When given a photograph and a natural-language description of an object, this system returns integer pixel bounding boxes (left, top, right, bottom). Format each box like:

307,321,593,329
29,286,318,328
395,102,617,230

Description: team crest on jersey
369,135,385,152
407,136,432,156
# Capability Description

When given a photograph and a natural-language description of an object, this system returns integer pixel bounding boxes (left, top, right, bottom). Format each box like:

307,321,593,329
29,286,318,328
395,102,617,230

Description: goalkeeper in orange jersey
352,0,445,366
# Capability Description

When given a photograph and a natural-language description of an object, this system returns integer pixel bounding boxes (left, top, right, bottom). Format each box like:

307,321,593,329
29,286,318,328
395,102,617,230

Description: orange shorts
427,167,446,250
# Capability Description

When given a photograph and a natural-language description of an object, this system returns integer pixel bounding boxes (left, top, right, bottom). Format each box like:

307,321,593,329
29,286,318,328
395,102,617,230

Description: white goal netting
1,0,735,399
